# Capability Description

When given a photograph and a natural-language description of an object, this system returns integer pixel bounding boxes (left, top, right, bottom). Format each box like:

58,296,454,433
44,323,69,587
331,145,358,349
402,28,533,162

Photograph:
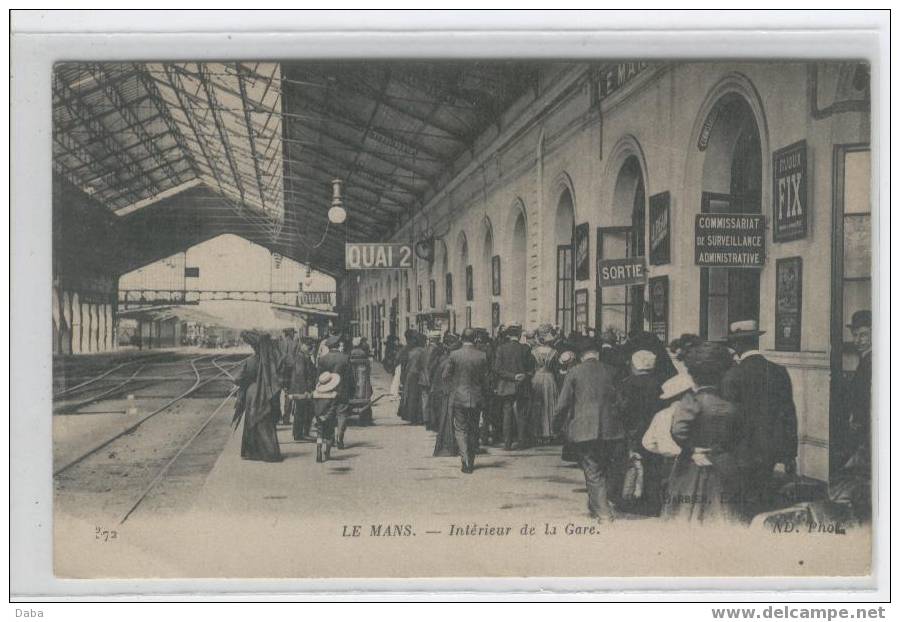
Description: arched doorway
597,155,647,337
555,187,575,334
699,94,763,341
509,203,528,327
480,222,495,332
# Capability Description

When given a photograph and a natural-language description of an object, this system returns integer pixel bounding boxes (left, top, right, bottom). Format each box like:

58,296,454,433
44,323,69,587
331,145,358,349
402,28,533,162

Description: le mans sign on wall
695,214,766,268
345,243,414,270
772,140,808,242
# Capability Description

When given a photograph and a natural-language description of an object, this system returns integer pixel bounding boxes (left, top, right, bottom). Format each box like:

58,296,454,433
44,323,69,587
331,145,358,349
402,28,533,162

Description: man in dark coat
287,337,316,440
316,335,355,449
276,327,298,424
722,320,798,520
620,349,665,516
443,328,489,473
553,335,625,522
492,324,535,450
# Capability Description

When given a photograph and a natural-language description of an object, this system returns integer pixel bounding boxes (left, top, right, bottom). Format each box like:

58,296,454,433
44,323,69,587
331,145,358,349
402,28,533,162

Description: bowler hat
847,310,871,330
573,334,599,355
726,319,766,341
505,323,523,337
324,335,342,348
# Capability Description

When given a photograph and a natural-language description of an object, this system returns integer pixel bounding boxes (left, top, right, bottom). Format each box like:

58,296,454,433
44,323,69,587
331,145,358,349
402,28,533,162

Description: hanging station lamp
328,178,347,225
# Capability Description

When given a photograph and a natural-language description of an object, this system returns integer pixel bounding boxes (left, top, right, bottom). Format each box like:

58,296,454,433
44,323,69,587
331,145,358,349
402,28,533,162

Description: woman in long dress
400,334,426,424
662,342,742,524
529,326,559,444
433,334,460,457
233,330,284,462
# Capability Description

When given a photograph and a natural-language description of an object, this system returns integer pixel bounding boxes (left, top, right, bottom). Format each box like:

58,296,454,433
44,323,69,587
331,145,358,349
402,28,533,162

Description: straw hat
660,373,696,400
726,319,766,341
314,371,341,396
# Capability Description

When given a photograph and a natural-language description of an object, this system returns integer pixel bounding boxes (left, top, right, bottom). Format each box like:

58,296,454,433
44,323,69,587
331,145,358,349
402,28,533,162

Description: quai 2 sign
345,243,413,270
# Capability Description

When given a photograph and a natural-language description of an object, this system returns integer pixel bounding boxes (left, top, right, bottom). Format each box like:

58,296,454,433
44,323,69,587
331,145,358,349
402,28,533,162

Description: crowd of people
229,307,872,528
388,319,808,525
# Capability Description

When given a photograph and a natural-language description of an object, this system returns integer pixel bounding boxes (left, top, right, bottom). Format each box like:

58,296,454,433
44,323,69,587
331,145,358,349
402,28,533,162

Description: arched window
509,203,528,326
597,155,647,336
480,222,494,331
555,188,575,334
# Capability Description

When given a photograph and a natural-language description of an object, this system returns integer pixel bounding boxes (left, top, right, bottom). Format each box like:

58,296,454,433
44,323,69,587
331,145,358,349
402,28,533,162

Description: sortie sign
345,243,413,270
598,257,647,287
694,214,766,268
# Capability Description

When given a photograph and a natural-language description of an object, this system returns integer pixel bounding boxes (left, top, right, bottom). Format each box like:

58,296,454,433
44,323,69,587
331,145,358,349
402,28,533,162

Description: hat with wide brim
726,319,766,341
315,371,341,394
660,373,696,400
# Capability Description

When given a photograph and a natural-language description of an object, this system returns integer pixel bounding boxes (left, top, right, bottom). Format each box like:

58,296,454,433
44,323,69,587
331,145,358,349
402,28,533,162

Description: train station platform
189,364,592,525
53,360,870,580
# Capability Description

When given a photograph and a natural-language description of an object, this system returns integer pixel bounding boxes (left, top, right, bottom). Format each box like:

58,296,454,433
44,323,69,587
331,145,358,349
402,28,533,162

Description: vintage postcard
47,57,875,580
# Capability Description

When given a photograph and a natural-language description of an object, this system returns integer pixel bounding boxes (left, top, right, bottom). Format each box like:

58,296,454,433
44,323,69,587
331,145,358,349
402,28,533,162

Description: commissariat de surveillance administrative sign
694,214,766,268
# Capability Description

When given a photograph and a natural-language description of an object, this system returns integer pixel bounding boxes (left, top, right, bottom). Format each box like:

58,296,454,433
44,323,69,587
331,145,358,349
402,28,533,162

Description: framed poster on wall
574,222,590,281
649,276,669,345
429,279,436,308
491,302,501,332
417,285,423,312
465,306,472,328
775,257,802,351
772,140,808,242
465,265,474,301
405,288,411,313
491,255,502,296
574,288,589,333
649,191,671,265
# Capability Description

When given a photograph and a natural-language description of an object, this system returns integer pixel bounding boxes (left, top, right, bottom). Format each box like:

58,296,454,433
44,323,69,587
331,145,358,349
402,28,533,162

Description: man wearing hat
443,328,489,473
721,319,798,520
492,323,536,450
553,334,625,523
276,327,298,425
316,334,355,449
846,310,872,463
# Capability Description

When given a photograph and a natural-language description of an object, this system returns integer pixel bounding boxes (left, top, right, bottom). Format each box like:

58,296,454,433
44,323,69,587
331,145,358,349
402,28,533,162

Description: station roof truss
52,61,539,274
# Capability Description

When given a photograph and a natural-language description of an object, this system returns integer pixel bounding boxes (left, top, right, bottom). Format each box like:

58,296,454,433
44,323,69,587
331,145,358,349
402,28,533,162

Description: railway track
53,353,247,411
53,353,248,477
